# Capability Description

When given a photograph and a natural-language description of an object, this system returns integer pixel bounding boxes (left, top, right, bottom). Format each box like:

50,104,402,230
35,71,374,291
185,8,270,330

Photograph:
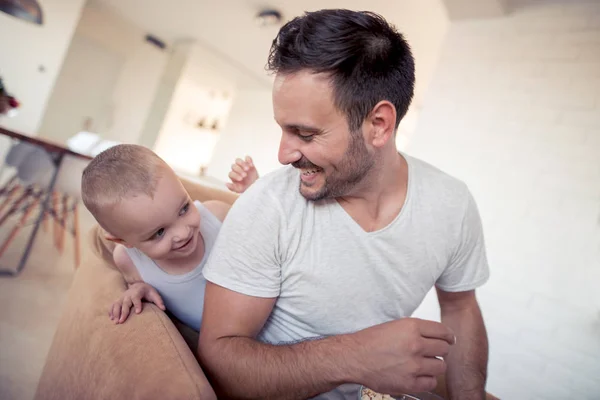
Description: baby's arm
113,244,142,285
109,245,166,324
203,200,231,222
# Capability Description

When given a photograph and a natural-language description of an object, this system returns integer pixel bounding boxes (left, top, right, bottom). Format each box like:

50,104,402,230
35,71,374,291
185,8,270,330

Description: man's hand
350,318,455,395
226,156,259,194
198,283,456,400
109,282,166,324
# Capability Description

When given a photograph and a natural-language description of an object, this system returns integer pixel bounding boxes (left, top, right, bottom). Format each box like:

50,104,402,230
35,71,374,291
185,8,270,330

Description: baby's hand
109,282,166,324
226,156,259,194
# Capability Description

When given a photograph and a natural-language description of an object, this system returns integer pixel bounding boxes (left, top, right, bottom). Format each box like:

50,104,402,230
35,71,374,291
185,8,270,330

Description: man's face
273,71,374,201
102,168,201,262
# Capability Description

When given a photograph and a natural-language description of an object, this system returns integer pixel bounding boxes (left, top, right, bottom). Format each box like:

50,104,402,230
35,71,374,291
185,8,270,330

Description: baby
81,144,230,330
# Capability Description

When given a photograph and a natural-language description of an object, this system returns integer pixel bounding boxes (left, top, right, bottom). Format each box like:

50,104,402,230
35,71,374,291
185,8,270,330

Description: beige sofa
34,178,237,400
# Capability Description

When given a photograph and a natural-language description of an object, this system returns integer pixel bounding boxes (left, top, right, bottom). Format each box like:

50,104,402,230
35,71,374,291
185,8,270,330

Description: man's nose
278,134,302,165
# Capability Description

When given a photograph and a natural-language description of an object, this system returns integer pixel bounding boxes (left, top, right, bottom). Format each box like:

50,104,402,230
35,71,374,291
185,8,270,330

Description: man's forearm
199,334,356,400
441,303,488,400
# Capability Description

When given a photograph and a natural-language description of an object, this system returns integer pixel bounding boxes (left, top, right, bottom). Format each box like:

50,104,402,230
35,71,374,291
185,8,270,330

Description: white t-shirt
203,153,489,398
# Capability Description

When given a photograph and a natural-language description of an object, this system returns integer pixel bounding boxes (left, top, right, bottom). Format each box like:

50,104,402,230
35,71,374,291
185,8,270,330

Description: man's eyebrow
283,124,322,134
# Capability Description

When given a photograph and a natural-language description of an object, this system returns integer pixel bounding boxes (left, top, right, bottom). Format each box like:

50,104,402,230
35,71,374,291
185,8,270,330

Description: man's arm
198,282,347,399
437,288,488,400
198,282,455,400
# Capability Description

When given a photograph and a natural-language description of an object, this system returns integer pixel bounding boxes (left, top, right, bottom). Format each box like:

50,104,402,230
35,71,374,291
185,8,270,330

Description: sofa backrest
179,176,239,205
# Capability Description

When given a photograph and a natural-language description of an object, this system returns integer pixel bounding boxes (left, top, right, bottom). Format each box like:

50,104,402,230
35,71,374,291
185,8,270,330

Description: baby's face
105,169,201,261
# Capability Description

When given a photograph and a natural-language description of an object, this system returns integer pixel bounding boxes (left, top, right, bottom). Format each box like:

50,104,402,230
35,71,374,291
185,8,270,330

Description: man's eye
299,134,314,142
179,202,190,216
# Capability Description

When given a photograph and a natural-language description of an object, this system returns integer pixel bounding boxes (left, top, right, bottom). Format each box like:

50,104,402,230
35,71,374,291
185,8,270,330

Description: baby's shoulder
112,244,142,282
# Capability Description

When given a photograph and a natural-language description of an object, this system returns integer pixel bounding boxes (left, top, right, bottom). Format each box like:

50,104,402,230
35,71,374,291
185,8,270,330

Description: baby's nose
172,227,188,242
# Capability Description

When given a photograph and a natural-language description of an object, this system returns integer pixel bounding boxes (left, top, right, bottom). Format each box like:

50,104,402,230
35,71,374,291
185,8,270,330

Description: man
199,9,490,400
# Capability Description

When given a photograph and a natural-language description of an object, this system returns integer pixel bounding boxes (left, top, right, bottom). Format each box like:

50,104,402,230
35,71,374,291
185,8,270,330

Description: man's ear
367,101,396,148
104,233,131,248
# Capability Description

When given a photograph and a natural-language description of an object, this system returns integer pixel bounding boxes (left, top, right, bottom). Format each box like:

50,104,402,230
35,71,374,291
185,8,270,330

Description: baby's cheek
190,209,202,227
144,242,170,258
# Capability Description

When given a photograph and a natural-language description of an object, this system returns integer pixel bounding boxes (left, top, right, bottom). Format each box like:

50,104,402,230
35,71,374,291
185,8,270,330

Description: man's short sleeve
203,183,283,298
436,188,490,292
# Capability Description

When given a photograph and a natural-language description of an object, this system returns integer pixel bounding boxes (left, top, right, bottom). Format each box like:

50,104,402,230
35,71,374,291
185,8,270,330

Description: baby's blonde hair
81,144,168,223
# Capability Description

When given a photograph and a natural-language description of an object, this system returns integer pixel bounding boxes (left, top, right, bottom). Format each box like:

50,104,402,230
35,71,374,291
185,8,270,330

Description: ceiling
91,0,451,105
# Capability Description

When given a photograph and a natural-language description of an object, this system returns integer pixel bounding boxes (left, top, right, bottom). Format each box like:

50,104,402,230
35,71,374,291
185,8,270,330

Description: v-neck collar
332,153,413,236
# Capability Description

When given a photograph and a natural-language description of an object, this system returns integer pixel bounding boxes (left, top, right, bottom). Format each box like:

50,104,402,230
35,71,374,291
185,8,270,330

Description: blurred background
0,0,599,399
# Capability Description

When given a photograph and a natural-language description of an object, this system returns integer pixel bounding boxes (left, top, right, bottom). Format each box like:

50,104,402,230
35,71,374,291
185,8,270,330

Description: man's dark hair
267,9,415,133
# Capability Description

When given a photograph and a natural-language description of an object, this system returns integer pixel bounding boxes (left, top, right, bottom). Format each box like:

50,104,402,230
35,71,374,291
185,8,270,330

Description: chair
0,141,81,268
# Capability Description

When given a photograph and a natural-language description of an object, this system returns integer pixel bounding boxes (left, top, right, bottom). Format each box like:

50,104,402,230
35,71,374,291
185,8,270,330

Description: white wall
137,43,192,149
107,41,168,144
37,34,124,144
207,89,281,182
409,1,600,398
152,42,258,176
0,0,86,134
37,1,167,145
392,0,450,108
153,75,228,176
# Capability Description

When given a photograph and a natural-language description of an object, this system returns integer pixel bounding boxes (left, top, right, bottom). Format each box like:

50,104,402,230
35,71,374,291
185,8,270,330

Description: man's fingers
245,155,253,166
421,338,451,358
417,357,447,378
417,319,455,345
411,375,438,393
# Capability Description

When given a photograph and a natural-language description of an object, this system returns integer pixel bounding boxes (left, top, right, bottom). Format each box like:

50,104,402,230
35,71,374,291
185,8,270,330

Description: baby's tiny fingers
132,297,142,314
147,289,166,310
112,303,122,323
232,163,247,177
119,298,132,323
237,158,250,171
229,170,244,182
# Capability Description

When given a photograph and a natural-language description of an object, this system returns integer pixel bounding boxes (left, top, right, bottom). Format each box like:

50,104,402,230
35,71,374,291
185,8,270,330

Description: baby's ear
105,233,129,247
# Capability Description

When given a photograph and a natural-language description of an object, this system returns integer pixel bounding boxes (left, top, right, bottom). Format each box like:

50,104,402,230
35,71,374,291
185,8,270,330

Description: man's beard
293,131,374,201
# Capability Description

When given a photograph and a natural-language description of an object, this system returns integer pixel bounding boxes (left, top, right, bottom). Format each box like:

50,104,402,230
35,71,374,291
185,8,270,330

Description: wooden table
0,126,92,276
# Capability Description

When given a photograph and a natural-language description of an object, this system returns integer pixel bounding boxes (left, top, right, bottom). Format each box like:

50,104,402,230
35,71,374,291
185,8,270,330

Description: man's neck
336,151,408,232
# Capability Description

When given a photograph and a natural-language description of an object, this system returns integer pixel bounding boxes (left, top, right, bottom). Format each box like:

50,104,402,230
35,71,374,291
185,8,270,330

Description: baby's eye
153,228,165,239
179,202,190,216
